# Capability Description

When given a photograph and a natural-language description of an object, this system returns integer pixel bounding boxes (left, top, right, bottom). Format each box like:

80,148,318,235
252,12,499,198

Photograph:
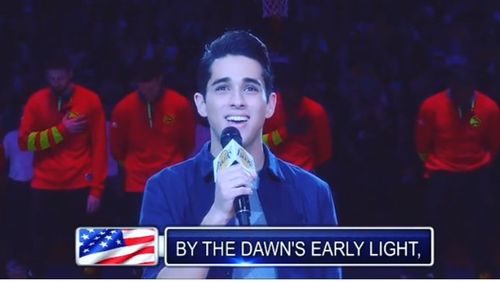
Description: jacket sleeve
2,134,10,160
140,170,188,278
88,96,108,198
318,182,342,278
311,105,333,168
415,100,434,162
18,97,69,152
262,93,288,150
110,103,128,164
262,126,288,150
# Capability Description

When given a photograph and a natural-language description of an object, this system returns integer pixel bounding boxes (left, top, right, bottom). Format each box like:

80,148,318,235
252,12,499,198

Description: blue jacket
140,142,341,278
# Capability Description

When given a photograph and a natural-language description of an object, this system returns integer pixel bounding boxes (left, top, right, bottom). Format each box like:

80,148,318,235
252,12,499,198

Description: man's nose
229,92,246,108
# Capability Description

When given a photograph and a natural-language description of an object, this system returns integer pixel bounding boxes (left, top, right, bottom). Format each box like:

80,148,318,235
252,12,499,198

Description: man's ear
265,92,277,118
194,92,207,117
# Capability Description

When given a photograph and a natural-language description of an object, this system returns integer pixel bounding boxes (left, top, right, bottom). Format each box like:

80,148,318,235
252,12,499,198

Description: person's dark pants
121,191,144,278
90,175,122,226
425,167,495,277
122,191,144,226
5,179,31,264
0,176,7,278
29,188,89,278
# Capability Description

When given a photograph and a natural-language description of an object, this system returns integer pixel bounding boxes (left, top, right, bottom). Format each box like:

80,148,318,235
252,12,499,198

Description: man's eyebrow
243,78,263,86
210,77,230,86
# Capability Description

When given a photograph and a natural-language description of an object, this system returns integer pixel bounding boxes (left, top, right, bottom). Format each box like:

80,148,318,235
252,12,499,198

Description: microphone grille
220,126,242,147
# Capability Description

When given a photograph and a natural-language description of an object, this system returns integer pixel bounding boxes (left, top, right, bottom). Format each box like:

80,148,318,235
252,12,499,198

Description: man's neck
139,89,163,103
53,84,74,98
448,88,475,106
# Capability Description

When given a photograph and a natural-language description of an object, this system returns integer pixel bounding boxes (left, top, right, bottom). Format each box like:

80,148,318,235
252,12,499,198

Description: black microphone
220,126,251,226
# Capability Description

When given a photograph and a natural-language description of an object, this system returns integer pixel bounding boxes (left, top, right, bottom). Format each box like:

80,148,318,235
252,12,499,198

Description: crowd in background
0,0,499,278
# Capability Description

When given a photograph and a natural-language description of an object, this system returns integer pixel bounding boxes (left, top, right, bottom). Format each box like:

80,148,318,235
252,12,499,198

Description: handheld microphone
220,127,251,226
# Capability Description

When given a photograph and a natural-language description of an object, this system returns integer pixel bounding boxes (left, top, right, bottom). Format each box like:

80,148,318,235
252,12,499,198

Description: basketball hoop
262,0,288,18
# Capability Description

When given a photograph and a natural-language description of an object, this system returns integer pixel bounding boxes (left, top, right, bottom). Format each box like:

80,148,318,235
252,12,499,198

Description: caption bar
75,227,433,267
165,227,433,267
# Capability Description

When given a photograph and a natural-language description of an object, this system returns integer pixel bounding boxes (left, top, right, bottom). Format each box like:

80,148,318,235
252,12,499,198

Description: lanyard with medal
453,90,480,128
138,90,154,129
55,87,73,113
147,102,153,128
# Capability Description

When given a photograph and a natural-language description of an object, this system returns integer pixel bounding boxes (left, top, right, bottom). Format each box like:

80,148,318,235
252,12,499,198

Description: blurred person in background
18,53,107,278
415,59,500,278
110,58,196,227
263,58,332,172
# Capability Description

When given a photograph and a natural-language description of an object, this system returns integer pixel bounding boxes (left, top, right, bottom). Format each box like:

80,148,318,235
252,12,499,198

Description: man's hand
63,114,87,134
86,194,100,214
202,164,256,225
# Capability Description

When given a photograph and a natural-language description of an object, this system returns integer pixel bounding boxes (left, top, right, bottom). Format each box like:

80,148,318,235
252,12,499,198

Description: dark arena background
0,0,499,279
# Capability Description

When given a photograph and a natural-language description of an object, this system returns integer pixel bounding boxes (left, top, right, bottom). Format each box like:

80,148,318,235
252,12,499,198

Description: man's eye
244,85,259,93
215,85,229,92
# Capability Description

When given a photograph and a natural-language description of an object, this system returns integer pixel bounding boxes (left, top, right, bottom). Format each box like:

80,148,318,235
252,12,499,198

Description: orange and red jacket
263,93,333,171
18,85,108,197
416,90,500,173
110,89,196,193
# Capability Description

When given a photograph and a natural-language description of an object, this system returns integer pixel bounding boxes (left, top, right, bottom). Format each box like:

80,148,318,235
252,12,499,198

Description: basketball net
262,0,288,18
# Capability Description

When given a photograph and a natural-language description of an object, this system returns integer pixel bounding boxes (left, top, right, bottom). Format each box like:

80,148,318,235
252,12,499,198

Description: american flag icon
75,227,158,266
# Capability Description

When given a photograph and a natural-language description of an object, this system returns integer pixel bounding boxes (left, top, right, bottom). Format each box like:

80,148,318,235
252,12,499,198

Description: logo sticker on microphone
213,139,256,182
217,149,232,171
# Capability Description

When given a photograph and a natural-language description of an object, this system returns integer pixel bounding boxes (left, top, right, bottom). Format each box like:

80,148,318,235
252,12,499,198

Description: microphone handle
234,195,251,226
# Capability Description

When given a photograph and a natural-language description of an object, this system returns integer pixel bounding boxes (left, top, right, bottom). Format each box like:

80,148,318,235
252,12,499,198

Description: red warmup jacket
18,84,107,198
263,93,333,171
416,90,500,173
111,89,196,193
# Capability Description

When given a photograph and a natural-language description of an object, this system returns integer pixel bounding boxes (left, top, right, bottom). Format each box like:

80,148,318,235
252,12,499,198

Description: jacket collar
137,89,165,103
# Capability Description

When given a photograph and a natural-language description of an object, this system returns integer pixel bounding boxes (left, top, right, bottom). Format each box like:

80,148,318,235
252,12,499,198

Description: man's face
138,76,162,101
46,69,72,95
449,80,474,106
448,67,475,106
194,55,276,149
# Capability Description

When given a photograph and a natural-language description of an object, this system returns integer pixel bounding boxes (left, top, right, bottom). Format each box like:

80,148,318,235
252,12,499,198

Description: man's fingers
218,176,254,200
226,177,254,190
72,117,88,124
225,171,254,183
228,186,253,198
222,170,255,189
221,165,256,180
66,118,88,133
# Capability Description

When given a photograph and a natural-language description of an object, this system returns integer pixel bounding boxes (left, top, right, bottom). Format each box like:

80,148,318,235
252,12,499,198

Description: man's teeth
226,116,249,122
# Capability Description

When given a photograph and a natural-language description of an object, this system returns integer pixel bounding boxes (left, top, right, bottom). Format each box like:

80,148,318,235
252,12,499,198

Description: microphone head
220,126,242,147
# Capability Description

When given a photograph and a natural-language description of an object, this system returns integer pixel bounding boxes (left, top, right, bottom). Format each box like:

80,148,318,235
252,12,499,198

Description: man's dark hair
196,30,274,98
134,58,164,82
